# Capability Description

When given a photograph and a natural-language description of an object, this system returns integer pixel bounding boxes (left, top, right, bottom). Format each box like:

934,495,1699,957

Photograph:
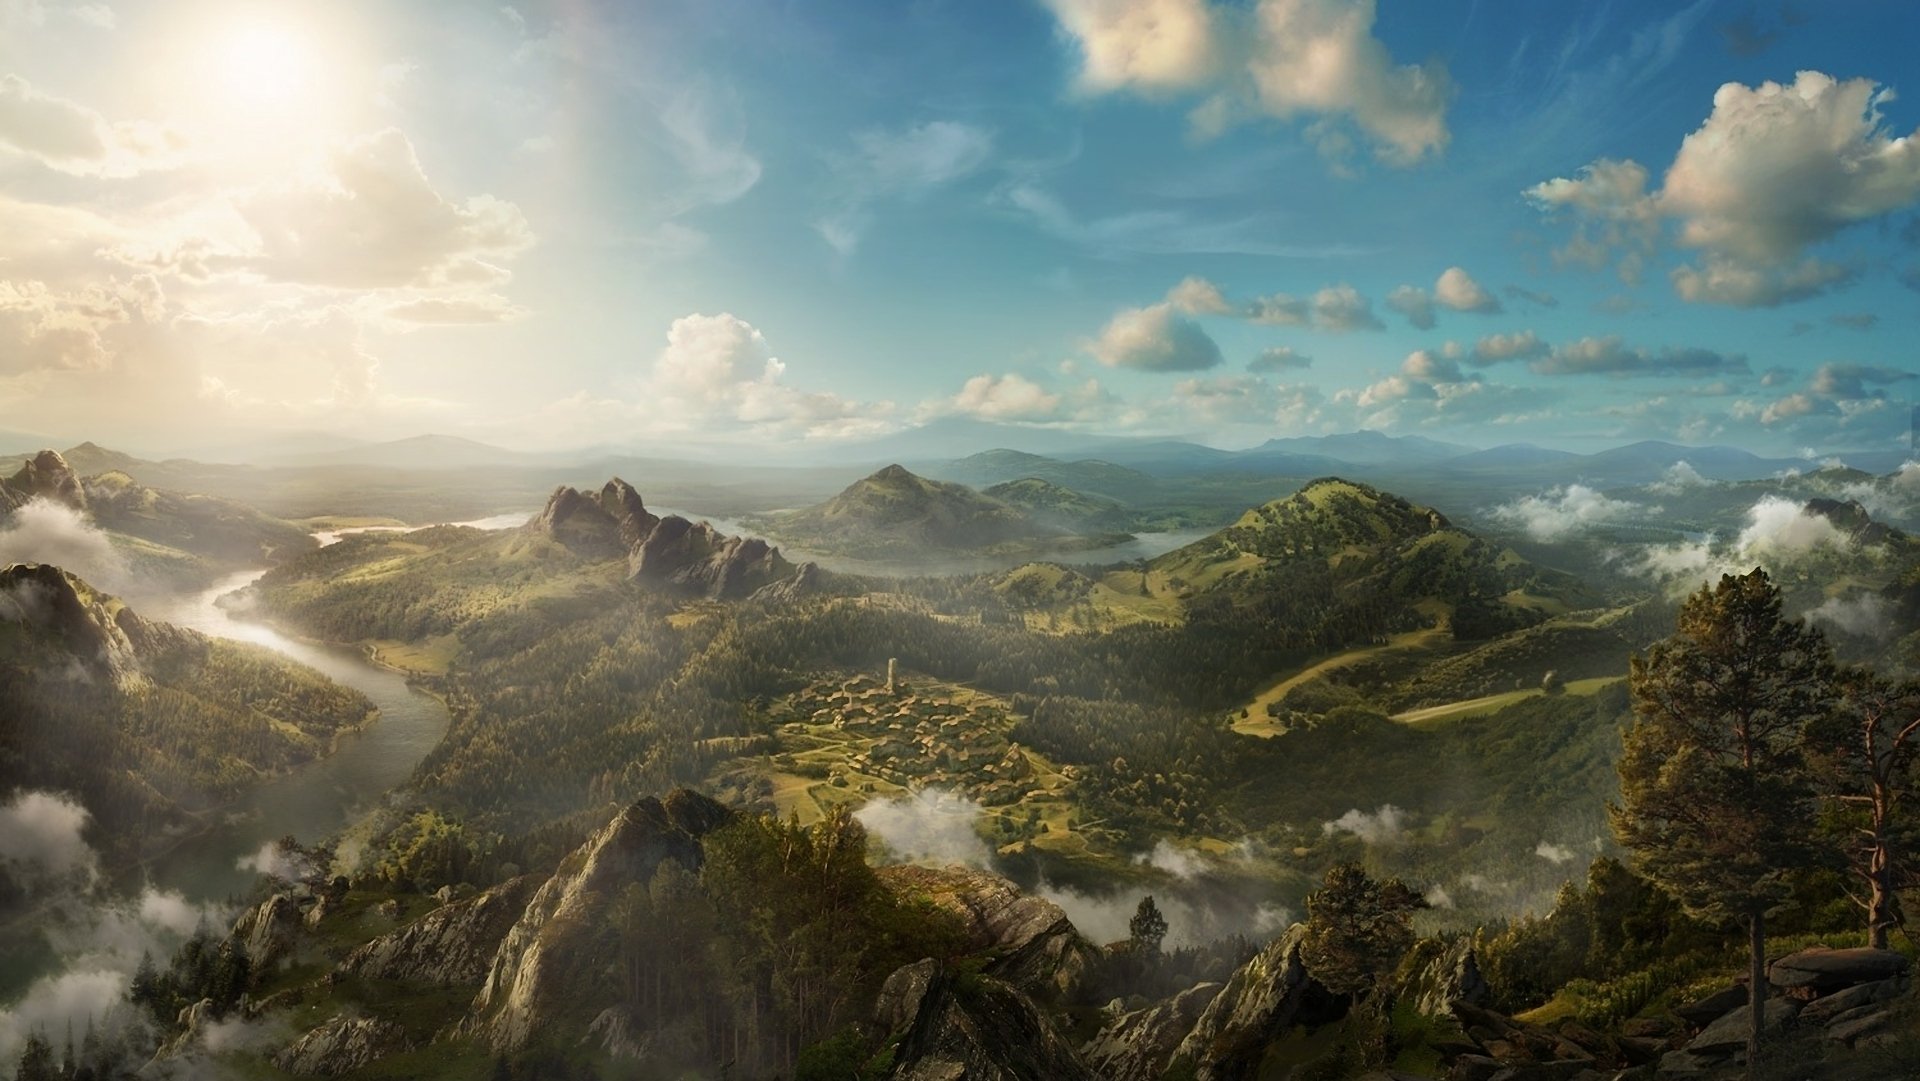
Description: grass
1231,624,1454,738
1392,676,1622,727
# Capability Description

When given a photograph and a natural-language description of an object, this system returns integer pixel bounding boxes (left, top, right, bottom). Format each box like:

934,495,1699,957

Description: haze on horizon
2,0,1919,462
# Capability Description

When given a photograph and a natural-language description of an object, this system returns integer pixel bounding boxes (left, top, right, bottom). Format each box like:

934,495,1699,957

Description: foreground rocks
878,865,1101,999
336,873,546,985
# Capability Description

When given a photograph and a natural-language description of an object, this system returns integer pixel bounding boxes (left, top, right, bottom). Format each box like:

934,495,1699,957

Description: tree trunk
1747,909,1765,1078
1869,842,1894,951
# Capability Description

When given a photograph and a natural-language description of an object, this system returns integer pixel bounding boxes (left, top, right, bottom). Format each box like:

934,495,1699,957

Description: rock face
462,792,733,1052
1083,981,1222,1081
878,865,1099,999
1686,997,1800,1053
885,968,1097,1081
1171,926,1344,1081
1769,946,1909,992
1403,938,1489,1018
526,476,812,600
274,1016,410,1076
0,563,147,680
337,874,545,985
876,958,943,1034
0,449,87,514
230,892,304,972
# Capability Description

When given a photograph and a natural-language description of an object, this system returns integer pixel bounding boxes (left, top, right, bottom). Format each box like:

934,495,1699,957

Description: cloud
0,277,153,375
1804,592,1895,640
947,373,1065,422
1754,363,1914,432
1530,72,1920,307
1490,485,1641,541
1530,336,1747,378
0,499,130,595
1042,0,1451,167
1088,301,1223,371
1247,346,1310,372
626,313,891,442
234,128,534,289
1433,266,1501,313
854,788,995,869
237,839,323,883
1828,312,1878,331
1384,285,1434,329
1166,275,1233,315
1647,460,1709,496
0,791,96,889
1321,804,1406,844
1627,494,1861,589
1252,283,1380,332
1136,840,1206,879
1171,373,1322,426
1535,841,1575,865
0,74,181,177
1467,330,1549,365
1040,0,1223,94
816,120,994,254
382,294,529,326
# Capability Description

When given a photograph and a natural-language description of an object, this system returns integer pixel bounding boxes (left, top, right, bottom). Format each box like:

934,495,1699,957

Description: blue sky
0,0,1916,456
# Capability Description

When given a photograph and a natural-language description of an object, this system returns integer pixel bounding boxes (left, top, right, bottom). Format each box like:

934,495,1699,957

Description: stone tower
886,657,898,694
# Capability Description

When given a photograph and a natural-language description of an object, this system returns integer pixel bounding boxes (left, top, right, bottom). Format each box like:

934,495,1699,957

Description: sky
1,0,1917,458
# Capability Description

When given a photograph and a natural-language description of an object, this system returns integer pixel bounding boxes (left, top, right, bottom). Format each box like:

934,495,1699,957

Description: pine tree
1299,862,1428,997
1128,895,1168,955
1612,568,1835,1075
16,1032,56,1081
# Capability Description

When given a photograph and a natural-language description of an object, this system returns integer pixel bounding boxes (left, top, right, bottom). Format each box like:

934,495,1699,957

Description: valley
2,435,1918,1081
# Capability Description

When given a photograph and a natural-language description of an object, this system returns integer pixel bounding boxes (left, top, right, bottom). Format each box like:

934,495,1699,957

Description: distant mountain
752,464,1084,557
1154,477,1596,626
1442,443,1583,471
265,433,538,470
927,450,1161,499
1250,430,1476,465
981,477,1129,531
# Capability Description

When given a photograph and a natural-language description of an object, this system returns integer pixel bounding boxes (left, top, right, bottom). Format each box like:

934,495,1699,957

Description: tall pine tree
1612,569,1835,1075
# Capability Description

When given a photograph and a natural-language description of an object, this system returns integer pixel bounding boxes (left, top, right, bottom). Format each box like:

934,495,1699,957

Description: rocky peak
463,791,734,1052
1805,497,1892,545
529,485,628,559
628,515,796,600
0,563,144,681
594,477,660,545
2,449,88,514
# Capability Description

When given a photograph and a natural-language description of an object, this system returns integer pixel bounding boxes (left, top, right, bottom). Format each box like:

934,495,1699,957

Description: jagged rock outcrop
0,563,147,680
274,1016,411,1076
461,791,734,1052
1171,926,1346,1081
337,874,545,985
885,968,1097,1081
877,958,944,1033
596,479,660,545
1404,938,1489,1018
878,865,1099,999
1805,498,1894,546
530,486,628,559
748,559,825,605
230,892,303,972
151,998,217,1061
628,515,796,600
1,449,87,514
1082,981,1223,1081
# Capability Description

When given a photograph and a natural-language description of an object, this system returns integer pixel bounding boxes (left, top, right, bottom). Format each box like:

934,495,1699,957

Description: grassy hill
750,464,1111,558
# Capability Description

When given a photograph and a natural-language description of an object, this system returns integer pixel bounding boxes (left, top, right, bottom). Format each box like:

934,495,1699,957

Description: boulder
274,1016,410,1076
876,958,943,1034
877,865,1099,999
885,970,1096,1081
1768,947,1909,992
1082,981,1222,1081
337,874,545,985
1685,997,1799,1053
1800,976,1904,1024
1824,1006,1890,1045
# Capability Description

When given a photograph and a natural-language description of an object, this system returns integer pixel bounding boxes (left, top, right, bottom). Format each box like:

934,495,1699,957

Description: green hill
981,476,1129,531
752,464,1094,557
